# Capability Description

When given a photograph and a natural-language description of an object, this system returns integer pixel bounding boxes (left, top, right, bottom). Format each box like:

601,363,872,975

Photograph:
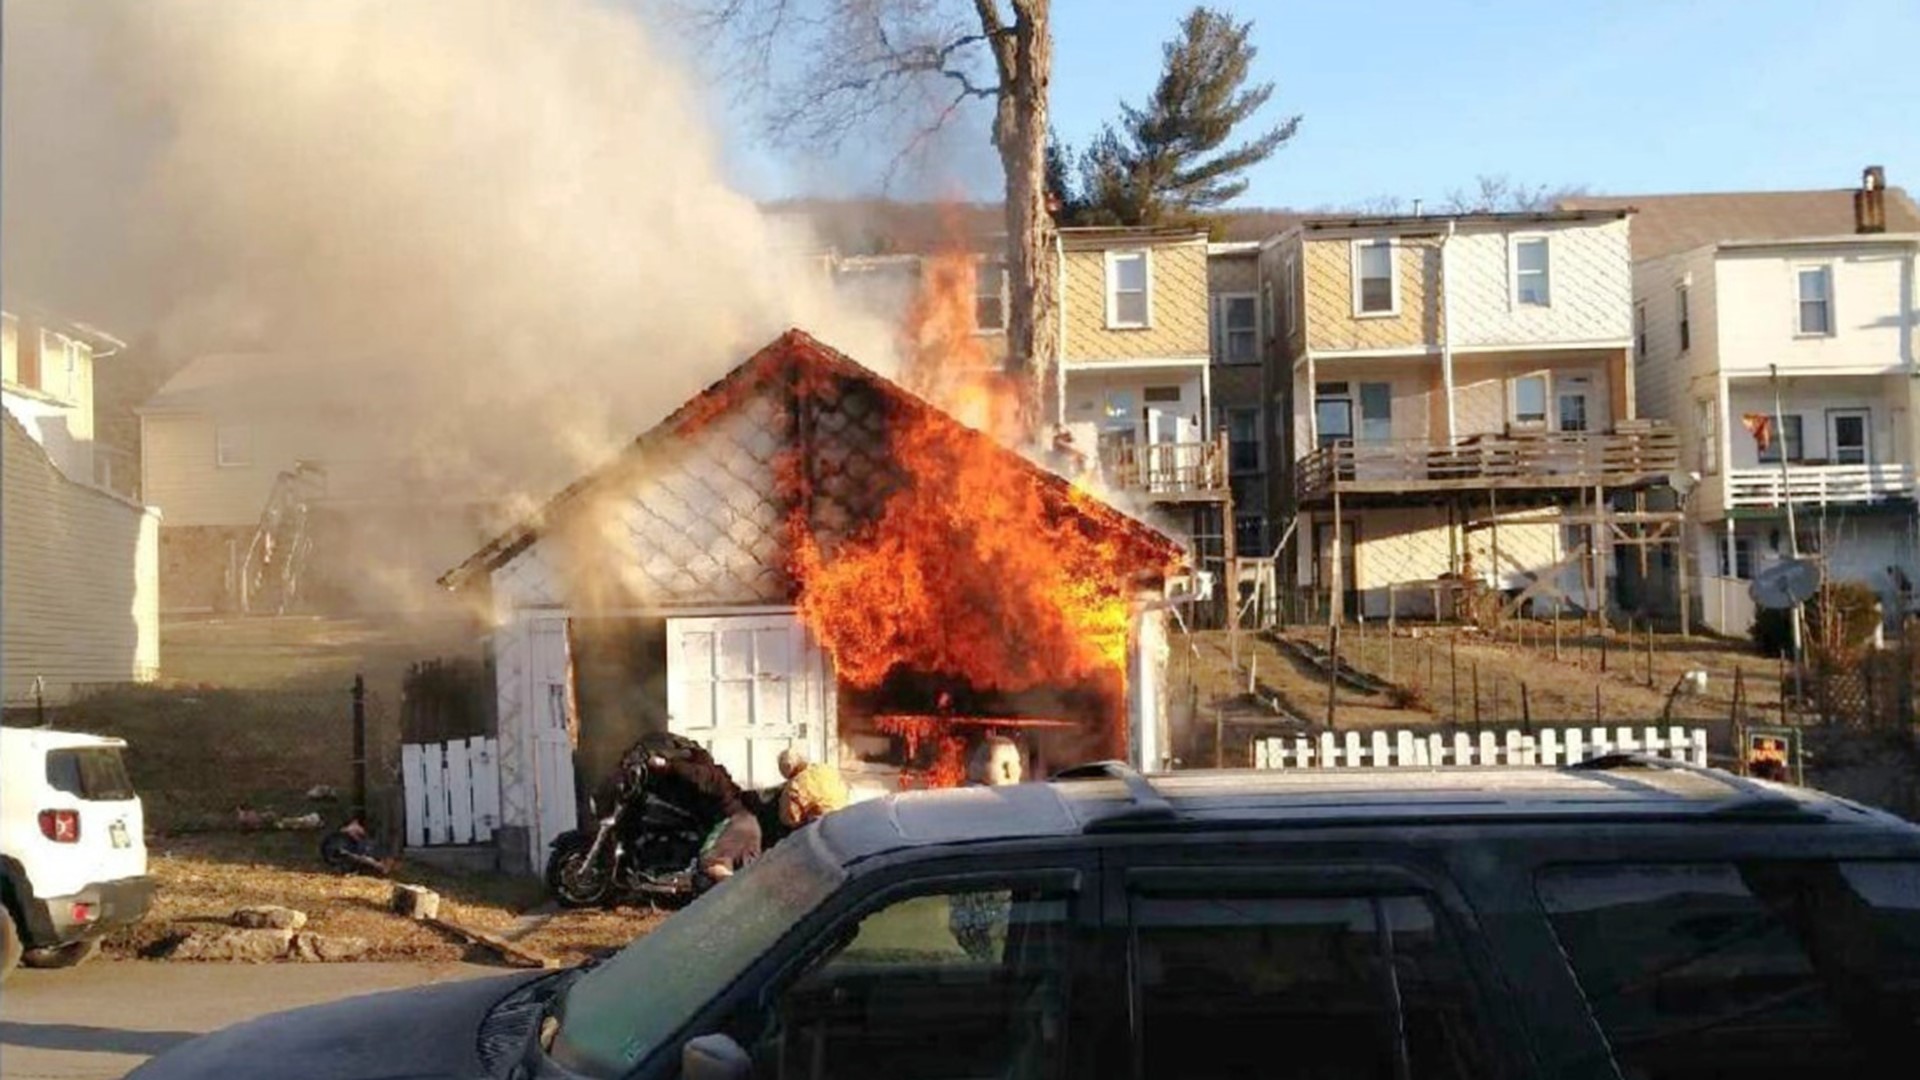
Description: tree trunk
985,0,1057,432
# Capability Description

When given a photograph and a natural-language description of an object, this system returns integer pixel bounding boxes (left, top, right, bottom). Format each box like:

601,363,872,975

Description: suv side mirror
682,1034,752,1080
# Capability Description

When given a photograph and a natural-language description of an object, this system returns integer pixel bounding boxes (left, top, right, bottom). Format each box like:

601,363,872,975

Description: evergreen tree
1078,7,1299,227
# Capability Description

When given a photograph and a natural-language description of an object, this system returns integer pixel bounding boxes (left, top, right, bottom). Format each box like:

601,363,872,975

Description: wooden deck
1099,435,1231,502
1295,426,1680,504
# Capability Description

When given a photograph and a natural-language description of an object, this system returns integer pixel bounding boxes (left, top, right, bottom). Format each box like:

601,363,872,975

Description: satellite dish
1749,558,1820,610
1666,470,1701,498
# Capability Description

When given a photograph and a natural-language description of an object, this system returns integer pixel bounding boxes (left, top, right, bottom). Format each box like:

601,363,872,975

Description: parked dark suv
133,756,1920,1080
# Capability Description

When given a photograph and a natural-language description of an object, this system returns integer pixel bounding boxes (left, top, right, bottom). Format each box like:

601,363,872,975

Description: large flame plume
786,250,1163,783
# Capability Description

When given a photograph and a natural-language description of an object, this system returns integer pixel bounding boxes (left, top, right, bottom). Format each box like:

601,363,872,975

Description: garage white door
666,614,832,791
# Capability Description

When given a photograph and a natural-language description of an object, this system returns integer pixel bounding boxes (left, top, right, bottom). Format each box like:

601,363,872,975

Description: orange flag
1742,413,1773,452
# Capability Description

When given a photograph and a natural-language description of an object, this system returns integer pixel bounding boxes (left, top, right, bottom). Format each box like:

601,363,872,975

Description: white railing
1701,575,1758,638
1252,725,1709,770
1726,463,1914,507
402,736,502,847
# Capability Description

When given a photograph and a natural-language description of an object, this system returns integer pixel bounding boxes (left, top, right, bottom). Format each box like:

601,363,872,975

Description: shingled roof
1563,186,1920,260
439,329,1181,594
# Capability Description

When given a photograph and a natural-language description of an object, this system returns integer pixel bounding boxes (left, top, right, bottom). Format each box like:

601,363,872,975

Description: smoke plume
2,0,900,604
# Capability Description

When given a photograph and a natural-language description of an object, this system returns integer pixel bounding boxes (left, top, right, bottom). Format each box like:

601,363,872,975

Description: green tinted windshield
550,827,845,1076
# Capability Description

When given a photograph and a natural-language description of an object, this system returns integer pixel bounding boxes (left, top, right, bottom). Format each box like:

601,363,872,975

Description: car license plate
110,821,130,849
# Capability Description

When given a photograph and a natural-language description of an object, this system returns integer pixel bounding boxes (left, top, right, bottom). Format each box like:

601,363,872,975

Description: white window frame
215,422,254,469
1508,372,1551,428
1105,249,1153,330
973,259,1008,335
1350,238,1399,318
967,255,1013,332
1510,234,1552,307
1794,263,1835,338
1213,292,1259,365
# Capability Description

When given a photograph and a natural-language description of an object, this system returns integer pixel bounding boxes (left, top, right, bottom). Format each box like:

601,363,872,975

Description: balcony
1098,435,1229,501
1295,425,1680,504
1726,463,1915,509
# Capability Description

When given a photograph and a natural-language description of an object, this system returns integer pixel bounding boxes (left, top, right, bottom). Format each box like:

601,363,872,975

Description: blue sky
713,0,1919,206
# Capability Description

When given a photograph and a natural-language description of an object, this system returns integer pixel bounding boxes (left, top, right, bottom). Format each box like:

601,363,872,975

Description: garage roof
438,328,1180,593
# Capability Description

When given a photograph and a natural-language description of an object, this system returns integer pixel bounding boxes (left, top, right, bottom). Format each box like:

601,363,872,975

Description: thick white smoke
3,0,898,520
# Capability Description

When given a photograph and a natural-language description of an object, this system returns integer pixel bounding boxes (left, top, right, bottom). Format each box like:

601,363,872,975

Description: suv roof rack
1568,752,1806,815
1051,760,1179,829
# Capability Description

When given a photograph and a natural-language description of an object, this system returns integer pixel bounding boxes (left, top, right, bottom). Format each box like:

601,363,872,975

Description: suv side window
1537,861,1920,1079
1128,889,1492,1079
736,879,1077,1080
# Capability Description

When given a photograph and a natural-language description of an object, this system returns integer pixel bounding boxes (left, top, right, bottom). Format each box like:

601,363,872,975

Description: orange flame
784,249,1161,784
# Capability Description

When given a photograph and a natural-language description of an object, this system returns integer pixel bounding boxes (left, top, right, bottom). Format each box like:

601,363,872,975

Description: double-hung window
1214,294,1258,364
974,261,1007,333
1352,239,1396,315
1106,250,1150,328
1514,237,1550,306
1797,265,1833,336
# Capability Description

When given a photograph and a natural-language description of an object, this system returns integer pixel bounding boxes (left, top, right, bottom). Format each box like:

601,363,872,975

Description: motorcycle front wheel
545,832,614,908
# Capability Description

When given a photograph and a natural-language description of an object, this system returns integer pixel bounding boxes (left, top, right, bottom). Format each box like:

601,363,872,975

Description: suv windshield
550,826,846,1076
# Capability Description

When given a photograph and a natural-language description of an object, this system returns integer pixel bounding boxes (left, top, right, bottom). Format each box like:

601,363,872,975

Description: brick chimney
1855,165,1887,234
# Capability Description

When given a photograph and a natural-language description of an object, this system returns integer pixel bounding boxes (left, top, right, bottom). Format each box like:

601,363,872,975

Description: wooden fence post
1473,663,1482,731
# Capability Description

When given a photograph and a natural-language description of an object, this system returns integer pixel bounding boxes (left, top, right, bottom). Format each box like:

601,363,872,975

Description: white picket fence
402,736,503,847
1252,725,1710,771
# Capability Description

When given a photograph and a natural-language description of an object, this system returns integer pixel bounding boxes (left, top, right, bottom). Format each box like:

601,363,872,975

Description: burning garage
440,329,1182,872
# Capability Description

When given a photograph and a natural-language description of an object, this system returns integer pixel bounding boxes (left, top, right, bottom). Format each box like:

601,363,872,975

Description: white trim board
1062,355,1211,371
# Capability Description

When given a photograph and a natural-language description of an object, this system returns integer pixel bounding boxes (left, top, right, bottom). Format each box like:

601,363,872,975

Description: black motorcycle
544,762,787,909
544,763,708,909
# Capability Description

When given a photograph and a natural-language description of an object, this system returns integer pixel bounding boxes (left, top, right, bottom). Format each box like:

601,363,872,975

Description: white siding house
2,409,161,704
1635,234,1920,634
1275,210,1665,619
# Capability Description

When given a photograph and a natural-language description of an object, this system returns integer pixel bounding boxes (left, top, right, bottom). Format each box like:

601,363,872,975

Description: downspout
1440,218,1458,442
1054,231,1068,429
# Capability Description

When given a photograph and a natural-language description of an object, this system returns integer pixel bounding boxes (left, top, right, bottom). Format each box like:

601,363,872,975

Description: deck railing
1726,463,1914,508
1099,434,1229,498
1295,425,1680,502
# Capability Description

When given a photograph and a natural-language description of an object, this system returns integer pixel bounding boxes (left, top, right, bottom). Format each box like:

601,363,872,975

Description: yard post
1326,624,1341,731
1450,634,1460,725
1472,662,1482,731
1594,682,1603,723
351,674,369,824
1600,631,1609,674
1521,681,1532,734
1647,620,1656,689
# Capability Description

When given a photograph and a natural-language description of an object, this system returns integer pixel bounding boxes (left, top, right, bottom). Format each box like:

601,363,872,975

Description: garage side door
666,614,831,790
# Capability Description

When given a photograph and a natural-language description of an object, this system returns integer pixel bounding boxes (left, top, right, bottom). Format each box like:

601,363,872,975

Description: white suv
1,726,155,980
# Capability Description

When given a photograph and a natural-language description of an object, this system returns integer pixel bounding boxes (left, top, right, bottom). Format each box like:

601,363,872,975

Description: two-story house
1262,209,1678,620
1569,169,1920,634
1,305,160,702
827,229,1238,619
1208,240,1268,557
138,352,501,614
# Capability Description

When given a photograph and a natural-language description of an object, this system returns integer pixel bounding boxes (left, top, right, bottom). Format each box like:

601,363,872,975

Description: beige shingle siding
1063,241,1211,360
1303,236,1442,352
2,414,159,703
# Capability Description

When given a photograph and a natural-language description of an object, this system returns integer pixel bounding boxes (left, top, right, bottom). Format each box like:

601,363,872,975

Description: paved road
1,960,500,1080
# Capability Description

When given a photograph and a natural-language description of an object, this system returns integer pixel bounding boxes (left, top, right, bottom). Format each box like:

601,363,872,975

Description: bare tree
1441,174,1590,214
693,1,1057,419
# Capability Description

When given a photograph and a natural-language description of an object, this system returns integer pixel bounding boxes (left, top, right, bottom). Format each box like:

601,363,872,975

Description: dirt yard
110,833,654,966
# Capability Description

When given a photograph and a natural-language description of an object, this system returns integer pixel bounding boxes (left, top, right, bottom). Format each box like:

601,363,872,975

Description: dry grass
110,832,656,966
